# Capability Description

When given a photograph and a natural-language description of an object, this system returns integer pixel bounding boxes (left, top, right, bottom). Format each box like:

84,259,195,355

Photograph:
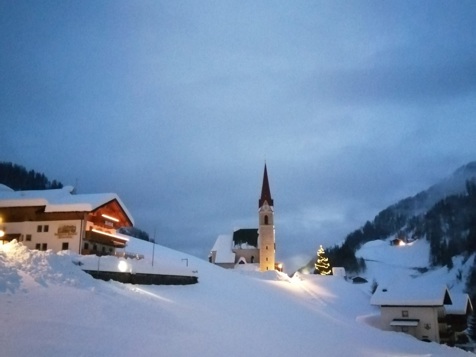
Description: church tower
258,164,275,271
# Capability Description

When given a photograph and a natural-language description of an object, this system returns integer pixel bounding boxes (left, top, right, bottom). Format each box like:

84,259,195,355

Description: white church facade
209,165,280,272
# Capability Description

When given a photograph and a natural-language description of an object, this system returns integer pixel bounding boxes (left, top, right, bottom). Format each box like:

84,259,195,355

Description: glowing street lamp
118,259,129,272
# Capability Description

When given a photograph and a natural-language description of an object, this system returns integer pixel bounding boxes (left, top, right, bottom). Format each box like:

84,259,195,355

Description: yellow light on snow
0,229,4,238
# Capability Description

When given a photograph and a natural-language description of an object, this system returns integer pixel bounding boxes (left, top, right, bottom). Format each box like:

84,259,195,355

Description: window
266,245,268,250
84,242,89,250
41,243,47,251
266,257,268,261
35,243,41,250
37,225,42,232
402,326,409,333
402,310,409,318
19,235,23,242
43,225,49,232
62,242,69,250
264,215,269,225
26,234,32,241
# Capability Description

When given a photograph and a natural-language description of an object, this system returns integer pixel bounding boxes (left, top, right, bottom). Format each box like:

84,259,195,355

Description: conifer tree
314,245,332,275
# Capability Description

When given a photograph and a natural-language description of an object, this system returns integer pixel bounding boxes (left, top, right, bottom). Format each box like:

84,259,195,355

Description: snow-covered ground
1,239,473,357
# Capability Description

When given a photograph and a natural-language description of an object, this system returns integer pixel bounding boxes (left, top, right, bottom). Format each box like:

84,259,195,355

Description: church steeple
259,164,273,208
258,163,275,271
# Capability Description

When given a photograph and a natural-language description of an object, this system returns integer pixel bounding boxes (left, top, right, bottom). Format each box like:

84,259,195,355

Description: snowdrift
0,240,471,357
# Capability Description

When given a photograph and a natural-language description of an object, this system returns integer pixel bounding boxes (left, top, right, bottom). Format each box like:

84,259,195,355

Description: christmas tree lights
315,245,332,275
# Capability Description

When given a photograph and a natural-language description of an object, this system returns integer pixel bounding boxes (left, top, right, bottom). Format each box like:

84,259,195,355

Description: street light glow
118,259,128,272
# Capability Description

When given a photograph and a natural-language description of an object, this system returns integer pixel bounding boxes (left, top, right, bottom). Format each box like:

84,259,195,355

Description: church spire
259,164,273,208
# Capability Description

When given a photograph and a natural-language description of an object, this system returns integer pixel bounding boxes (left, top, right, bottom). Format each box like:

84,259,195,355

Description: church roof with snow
0,186,134,225
233,228,258,248
210,234,235,264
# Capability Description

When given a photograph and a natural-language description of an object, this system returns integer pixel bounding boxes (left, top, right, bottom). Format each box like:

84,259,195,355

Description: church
209,164,281,271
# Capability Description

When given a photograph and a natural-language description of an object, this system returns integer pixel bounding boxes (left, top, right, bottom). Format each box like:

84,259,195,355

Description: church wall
233,248,259,264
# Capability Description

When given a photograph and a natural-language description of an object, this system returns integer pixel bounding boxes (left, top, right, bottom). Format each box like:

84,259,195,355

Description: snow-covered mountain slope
355,238,475,293
390,161,476,217
1,239,472,357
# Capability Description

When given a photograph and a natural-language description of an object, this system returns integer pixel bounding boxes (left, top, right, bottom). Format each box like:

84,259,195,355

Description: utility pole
151,228,156,267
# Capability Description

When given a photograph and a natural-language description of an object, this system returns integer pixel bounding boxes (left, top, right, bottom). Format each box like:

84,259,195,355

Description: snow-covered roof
211,234,235,263
370,282,452,307
445,293,473,315
0,184,14,192
0,186,134,225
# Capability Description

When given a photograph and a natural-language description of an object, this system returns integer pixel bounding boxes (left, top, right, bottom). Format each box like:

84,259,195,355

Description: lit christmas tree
314,245,332,275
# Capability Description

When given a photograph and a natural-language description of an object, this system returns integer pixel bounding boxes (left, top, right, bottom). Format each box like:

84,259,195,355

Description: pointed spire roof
259,164,274,207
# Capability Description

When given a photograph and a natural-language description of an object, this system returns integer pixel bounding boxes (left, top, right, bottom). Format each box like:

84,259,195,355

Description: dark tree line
0,162,63,190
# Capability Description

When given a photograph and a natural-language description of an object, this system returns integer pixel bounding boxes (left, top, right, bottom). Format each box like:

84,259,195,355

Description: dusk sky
2,1,476,272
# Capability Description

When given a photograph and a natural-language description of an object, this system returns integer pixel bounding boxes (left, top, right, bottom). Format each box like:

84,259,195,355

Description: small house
371,283,453,343
442,293,473,346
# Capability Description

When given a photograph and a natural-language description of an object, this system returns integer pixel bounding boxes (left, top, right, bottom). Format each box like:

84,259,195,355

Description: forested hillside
0,162,63,190
301,162,476,276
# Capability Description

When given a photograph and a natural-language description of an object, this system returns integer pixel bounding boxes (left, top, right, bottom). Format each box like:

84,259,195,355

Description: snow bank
1,240,471,357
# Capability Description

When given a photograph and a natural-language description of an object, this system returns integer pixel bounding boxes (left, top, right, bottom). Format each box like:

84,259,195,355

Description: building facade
370,283,457,343
0,185,134,255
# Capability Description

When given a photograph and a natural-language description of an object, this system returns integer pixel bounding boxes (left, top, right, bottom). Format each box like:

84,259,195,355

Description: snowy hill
355,238,475,293
1,239,472,356
388,161,476,218
314,161,476,275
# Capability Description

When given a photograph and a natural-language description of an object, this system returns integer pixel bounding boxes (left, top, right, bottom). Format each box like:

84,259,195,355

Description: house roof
0,186,134,225
211,234,235,264
445,293,473,315
370,282,452,307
